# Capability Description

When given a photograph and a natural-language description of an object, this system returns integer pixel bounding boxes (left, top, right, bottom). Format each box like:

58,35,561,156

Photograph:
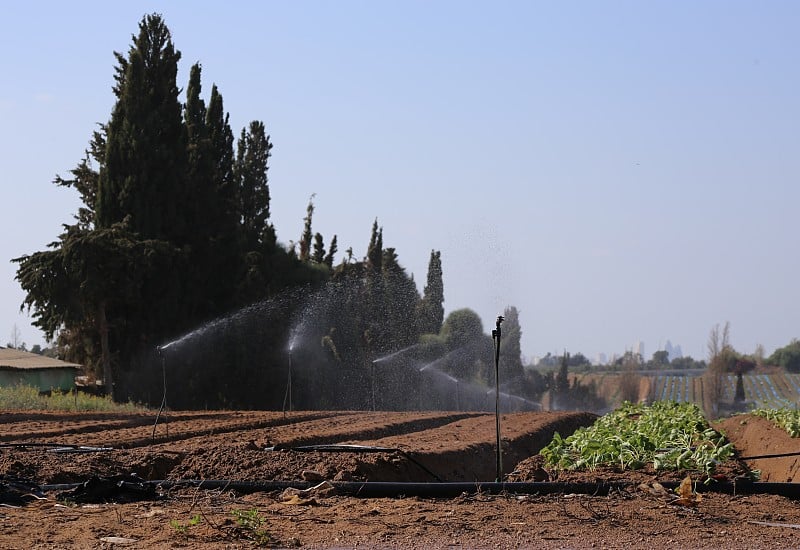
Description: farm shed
0,348,81,392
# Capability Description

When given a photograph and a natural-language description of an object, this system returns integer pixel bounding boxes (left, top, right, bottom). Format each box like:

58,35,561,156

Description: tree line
13,14,530,409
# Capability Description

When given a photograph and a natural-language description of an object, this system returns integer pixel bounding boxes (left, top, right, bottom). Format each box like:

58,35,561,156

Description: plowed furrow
1,411,345,447
260,411,483,449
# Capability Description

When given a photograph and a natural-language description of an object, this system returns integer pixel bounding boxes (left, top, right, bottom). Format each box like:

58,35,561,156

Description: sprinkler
370,359,377,412
492,315,504,482
153,345,168,440
283,345,293,417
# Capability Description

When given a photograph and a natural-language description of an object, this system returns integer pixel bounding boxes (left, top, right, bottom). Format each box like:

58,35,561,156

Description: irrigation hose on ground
11,441,800,498
38,479,800,499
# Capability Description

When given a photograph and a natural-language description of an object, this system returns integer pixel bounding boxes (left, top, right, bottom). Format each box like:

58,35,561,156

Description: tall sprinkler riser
492,314,504,482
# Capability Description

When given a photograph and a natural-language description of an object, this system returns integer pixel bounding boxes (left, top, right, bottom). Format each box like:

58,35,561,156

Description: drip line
38,479,800,499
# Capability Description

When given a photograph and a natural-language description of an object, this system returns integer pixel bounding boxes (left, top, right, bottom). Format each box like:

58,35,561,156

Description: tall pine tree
499,305,525,388
417,250,444,335
96,14,188,242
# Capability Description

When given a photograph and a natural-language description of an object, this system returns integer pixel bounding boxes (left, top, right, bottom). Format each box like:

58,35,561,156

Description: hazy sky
2,1,799,361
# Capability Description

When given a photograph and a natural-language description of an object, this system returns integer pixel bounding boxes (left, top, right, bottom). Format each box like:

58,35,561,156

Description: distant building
664,340,683,361
633,341,645,361
0,347,81,392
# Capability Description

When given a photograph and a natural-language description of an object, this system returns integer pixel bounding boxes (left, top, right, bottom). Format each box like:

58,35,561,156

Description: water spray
492,315,504,482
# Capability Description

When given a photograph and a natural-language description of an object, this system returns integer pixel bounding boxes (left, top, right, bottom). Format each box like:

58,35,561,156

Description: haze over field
2,1,799,360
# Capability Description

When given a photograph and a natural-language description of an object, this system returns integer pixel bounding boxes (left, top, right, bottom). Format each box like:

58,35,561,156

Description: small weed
231,508,271,546
170,514,202,535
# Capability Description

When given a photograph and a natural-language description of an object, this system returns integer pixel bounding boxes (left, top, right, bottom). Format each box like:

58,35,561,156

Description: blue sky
2,1,798,361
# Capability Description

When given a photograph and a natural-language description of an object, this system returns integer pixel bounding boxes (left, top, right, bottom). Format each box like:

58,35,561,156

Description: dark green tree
381,247,421,348
312,233,326,264
363,219,384,353
366,220,383,272
649,350,670,368
499,306,524,386
299,195,315,262
767,339,800,373
235,120,273,250
554,352,570,396
439,308,490,381
96,13,188,243
417,250,444,335
202,82,242,311
234,120,278,301
182,62,229,319
323,235,338,267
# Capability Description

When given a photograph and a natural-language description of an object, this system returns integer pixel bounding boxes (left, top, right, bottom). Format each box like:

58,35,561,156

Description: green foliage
548,354,606,411
12,14,451,411
231,508,271,546
13,14,320,406
0,384,143,412
650,350,670,368
751,407,800,437
170,514,202,534
541,401,734,479
553,352,570,396
669,356,706,370
498,306,524,385
323,235,338,268
767,339,800,373
438,309,490,381
440,309,484,350
416,250,444,335
237,121,273,240
98,13,188,242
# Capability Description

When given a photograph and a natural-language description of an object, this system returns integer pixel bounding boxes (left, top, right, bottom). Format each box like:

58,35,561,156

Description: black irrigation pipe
0,443,113,453
737,450,800,460
38,479,800,499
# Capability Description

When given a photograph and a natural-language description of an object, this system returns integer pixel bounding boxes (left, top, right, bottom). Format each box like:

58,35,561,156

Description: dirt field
1,409,800,549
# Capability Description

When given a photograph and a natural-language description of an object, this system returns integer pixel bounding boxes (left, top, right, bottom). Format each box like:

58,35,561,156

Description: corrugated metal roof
0,348,81,370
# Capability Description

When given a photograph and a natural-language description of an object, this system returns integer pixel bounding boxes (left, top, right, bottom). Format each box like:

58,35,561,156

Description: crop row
649,374,800,410
541,401,733,478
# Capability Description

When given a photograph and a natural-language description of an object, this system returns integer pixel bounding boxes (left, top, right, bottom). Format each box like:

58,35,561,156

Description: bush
0,384,145,412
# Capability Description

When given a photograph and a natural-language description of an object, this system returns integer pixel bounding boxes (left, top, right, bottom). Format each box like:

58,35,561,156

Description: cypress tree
499,305,525,386
312,233,326,264
299,196,315,262
323,235,338,267
417,250,444,334
366,219,383,274
235,120,273,250
382,247,421,347
96,13,188,242
205,84,242,308
206,85,237,215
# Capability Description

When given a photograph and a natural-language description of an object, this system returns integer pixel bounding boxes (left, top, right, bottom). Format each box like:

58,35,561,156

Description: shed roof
0,348,81,370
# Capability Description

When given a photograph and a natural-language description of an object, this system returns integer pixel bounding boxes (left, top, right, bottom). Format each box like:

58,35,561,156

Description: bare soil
1,409,799,549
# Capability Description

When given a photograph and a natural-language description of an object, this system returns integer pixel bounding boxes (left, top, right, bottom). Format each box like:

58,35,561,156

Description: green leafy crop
751,407,800,437
541,401,733,478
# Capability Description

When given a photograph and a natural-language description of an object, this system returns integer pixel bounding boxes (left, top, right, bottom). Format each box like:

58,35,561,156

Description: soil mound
718,413,800,482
